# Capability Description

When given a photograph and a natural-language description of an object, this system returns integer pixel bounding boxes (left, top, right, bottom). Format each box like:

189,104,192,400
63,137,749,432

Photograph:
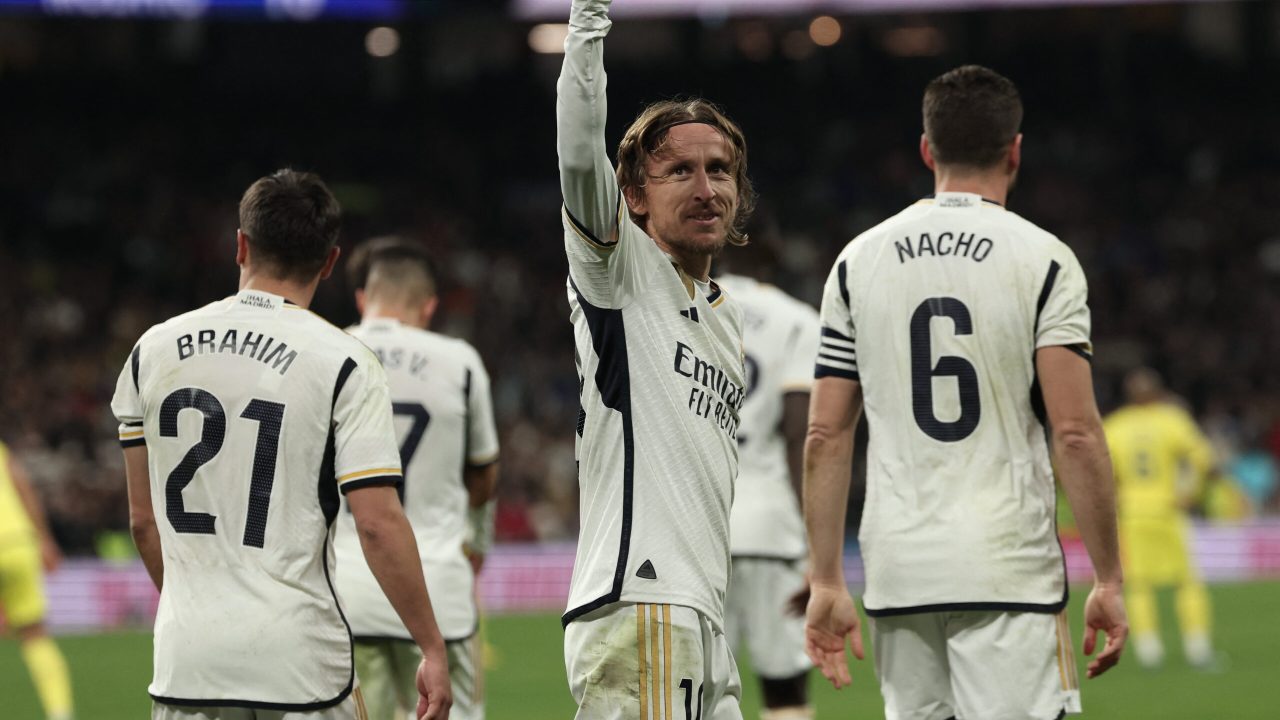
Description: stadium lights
809,15,842,46
529,23,570,54
365,26,400,57
883,26,944,56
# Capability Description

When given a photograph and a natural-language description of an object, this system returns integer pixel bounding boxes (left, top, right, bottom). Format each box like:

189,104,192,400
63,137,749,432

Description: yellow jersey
0,441,36,546
1103,402,1215,521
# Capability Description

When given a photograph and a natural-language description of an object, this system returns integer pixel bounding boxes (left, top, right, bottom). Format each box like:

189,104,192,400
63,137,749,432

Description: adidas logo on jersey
636,559,657,579
679,307,700,323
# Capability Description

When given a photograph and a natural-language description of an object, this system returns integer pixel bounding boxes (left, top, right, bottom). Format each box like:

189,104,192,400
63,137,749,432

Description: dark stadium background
1,1,1278,717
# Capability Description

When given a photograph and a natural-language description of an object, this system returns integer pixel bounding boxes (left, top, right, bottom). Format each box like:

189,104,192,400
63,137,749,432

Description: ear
354,288,366,316
421,296,439,329
318,246,341,281
623,184,648,218
1008,133,1023,175
236,230,250,267
920,134,936,172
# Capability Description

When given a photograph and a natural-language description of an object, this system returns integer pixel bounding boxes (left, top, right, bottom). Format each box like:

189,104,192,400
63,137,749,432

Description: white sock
1184,632,1213,666
1134,633,1165,668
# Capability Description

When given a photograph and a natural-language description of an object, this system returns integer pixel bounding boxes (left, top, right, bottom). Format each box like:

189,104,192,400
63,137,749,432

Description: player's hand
1081,582,1128,679
39,536,63,572
415,646,453,720
804,582,863,690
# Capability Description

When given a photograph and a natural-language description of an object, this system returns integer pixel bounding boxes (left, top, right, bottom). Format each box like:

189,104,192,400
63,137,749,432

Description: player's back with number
824,193,1089,611
114,293,397,703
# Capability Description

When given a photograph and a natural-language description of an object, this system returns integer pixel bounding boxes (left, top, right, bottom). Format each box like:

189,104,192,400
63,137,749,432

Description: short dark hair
346,236,437,297
616,98,757,246
238,169,341,281
923,65,1023,170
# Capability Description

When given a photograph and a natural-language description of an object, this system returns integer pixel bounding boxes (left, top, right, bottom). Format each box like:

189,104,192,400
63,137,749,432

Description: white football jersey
558,6,746,629
110,289,403,709
715,274,819,559
333,318,499,641
817,192,1091,616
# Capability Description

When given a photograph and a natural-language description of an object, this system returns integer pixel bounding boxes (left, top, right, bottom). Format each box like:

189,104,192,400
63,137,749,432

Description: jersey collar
921,192,1004,208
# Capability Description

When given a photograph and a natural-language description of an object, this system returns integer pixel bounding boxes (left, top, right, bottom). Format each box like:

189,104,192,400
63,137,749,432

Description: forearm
360,511,446,652
557,0,618,234
130,519,164,591
1054,427,1123,585
804,429,854,585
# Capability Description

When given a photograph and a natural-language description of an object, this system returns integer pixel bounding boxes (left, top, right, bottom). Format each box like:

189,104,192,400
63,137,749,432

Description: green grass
5,582,1279,718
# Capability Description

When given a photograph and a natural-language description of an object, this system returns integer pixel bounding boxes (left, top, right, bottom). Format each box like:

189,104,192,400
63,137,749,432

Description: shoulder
133,298,229,349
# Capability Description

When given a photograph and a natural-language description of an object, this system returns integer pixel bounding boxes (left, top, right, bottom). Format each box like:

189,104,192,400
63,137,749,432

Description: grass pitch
4,582,1278,718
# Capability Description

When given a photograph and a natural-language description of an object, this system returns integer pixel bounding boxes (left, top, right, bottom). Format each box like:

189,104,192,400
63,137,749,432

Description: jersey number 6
909,297,981,442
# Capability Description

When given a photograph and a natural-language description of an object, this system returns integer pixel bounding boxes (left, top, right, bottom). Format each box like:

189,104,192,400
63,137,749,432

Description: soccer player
803,66,1129,720
0,441,74,720
714,270,819,720
1104,367,1218,669
334,238,500,720
111,170,452,720
557,1,756,717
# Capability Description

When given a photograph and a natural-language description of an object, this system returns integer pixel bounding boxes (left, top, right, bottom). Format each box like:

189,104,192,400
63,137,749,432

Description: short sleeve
332,355,403,494
111,345,146,448
815,257,859,381
464,346,500,467
781,303,822,393
1035,249,1092,357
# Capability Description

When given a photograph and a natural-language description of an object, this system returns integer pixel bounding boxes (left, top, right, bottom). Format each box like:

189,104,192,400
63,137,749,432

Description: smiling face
625,123,740,259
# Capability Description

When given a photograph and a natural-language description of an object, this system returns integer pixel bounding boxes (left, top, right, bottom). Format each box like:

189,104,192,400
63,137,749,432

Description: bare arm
1037,345,1127,677
8,453,62,571
463,463,499,574
123,445,163,590
463,462,499,509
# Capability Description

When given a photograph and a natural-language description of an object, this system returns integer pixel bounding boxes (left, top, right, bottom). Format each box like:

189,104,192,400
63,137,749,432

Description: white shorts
152,688,368,720
871,610,1081,720
564,602,743,720
724,557,810,680
354,635,483,720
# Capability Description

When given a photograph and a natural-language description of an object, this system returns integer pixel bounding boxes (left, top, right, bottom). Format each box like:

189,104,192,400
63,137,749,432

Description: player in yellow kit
0,440,75,720
1104,368,1217,669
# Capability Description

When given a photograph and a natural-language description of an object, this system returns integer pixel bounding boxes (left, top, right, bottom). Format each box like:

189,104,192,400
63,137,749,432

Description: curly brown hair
615,99,756,246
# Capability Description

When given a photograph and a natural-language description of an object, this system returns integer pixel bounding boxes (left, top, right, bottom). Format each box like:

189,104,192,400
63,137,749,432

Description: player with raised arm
803,66,1128,720
334,238,500,720
1104,368,1219,670
714,263,819,720
111,170,452,720
558,1,756,717
0,441,74,720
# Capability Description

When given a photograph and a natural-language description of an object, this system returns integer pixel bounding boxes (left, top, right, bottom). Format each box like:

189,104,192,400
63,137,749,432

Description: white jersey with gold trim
816,192,1091,616
558,0,746,629
714,273,819,560
334,318,500,641
110,289,403,710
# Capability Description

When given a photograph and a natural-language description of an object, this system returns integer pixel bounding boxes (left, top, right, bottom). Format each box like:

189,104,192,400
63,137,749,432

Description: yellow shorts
1120,516,1196,586
0,541,47,629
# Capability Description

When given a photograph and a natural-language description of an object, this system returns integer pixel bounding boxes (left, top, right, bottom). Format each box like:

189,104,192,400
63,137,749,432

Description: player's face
634,123,739,256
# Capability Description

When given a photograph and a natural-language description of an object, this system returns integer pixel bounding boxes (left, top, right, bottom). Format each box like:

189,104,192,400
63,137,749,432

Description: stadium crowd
1,8,1277,555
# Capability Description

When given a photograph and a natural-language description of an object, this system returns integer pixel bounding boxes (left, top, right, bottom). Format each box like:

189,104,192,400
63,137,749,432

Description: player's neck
363,302,429,329
653,239,714,281
933,169,1011,207
239,272,318,309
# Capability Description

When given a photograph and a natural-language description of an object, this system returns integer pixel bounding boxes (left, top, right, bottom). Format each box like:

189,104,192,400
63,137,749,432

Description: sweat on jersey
715,273,820,561
816,192,1091,617
333,318,500,642
111,289,403,710
558,0,746,629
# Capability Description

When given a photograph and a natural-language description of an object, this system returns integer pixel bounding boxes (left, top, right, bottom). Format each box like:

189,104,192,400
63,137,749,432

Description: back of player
715,273,818,716
804,66,1127,720
113,290,399,707
334,241,499,719
1104,369,1217,669
826,193,1087,613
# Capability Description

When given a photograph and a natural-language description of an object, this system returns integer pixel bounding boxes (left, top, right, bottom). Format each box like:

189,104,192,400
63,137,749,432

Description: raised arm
558,0,620,241
1037,345,1127,679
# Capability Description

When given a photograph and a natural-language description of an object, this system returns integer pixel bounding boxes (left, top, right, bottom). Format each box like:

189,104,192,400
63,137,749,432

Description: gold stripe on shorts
353,686,368,720
663,604,673,720
1055,611,1078,691
637,604,649,719
650,604,661,716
